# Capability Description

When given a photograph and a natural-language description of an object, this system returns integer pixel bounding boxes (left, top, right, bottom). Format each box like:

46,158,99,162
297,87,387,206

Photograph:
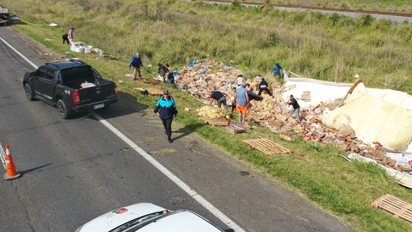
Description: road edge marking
92,112,245,232
1,35,245,232
0,36,39,69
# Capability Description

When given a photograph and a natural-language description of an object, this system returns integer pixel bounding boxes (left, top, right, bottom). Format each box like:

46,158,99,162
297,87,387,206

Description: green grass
3,0,412,93
3,1,412,231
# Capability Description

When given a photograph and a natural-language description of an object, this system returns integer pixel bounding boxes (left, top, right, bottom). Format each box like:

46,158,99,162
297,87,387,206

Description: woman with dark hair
152,90,178,143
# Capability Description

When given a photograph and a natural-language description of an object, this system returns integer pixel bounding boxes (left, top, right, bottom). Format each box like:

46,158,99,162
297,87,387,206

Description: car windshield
112,210,223,232
109,211,167,232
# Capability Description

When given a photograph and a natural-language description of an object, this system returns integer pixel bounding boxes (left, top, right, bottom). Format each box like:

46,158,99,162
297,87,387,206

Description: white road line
1,35,245,232
0,36,39,69
92,112,245,232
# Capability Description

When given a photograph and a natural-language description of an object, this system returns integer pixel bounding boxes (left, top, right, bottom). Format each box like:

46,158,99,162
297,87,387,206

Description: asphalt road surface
0,26,352,232
183,0,412,23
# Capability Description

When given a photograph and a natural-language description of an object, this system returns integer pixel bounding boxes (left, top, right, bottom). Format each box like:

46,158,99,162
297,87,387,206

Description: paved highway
183,0,412,23
0,26,351,232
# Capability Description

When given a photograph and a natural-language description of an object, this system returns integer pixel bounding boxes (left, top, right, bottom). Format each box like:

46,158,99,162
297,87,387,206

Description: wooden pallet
145,88,164,96
133,87,164,96
372,194,412,223
199,117,230,127
243,138,292,155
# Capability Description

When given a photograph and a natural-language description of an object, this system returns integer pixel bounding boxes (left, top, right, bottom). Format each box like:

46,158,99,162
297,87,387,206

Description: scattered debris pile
176,59,242,105
197,106,227,119
175,59,412,174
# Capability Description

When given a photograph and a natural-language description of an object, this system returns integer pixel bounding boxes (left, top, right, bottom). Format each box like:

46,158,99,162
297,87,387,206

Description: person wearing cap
288,95,301,123
236,74,245,87
209,90,228,112
129,53,143,80
258,78,272,97
234,83,250,122
270,63,284,80
67,28,75,44
152,90,178,143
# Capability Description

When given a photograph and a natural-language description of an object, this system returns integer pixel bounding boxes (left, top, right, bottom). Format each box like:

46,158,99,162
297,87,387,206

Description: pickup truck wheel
24,84,34,101
57,99,70,119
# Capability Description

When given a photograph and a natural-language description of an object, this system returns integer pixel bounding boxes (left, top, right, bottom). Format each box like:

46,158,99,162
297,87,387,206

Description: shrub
356,14,374,27
231,0,241,7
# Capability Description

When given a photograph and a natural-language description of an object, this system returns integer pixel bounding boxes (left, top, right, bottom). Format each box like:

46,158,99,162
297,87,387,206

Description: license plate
94,103,104,109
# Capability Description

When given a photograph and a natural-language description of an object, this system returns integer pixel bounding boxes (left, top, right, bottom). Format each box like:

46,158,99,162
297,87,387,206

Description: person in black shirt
258,78,272,96
288,95,301,123
210,90,228,112
158,63,169,84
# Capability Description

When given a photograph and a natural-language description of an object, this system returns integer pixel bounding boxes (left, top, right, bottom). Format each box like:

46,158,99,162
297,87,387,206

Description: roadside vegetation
245,0,412,14
3,0,412,231
4,0,412,92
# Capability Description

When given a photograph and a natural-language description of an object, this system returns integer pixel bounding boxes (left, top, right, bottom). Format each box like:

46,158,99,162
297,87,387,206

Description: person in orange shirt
234,83,249,122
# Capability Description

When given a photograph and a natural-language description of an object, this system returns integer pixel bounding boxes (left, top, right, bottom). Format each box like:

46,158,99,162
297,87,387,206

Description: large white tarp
321,82,412,151
282,78,412,151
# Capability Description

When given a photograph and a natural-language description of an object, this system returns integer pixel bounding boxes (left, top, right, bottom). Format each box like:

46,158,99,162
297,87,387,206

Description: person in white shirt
236,74,245,87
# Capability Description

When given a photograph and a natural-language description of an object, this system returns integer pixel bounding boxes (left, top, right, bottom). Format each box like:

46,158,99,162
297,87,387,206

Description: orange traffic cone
3,144,21,180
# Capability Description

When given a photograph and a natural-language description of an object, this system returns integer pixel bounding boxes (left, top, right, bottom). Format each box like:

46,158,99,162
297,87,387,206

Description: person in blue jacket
270,63,284,80
152,90,178,143
128,53,143,80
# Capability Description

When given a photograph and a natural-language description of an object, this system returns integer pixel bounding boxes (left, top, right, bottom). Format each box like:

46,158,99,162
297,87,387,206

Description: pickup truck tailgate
78,82,116,104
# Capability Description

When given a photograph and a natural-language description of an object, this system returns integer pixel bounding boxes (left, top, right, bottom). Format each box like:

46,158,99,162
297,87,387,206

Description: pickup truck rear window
60,67,95,83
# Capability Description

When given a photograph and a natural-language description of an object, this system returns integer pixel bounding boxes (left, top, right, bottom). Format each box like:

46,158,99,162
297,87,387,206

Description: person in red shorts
234,83,250,122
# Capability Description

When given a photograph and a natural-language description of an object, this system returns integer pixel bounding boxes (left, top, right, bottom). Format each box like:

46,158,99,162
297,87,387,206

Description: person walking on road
129,53,143,80
288,95,301,123
270,63,284,80
258,78,272,97
153,90,178,143
210,90,228,112
234,83,250,122
67,28,75,44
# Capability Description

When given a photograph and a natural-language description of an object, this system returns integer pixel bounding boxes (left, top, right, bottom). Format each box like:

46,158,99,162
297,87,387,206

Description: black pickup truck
23,59,118,119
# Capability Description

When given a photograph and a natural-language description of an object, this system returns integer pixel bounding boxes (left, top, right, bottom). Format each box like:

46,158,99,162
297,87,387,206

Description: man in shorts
234,83,249,122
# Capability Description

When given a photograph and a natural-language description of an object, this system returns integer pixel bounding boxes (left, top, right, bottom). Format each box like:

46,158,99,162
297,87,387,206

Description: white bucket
85,47,91,54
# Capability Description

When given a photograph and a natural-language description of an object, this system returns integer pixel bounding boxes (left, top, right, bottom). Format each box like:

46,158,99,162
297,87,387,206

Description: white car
75,203,235,232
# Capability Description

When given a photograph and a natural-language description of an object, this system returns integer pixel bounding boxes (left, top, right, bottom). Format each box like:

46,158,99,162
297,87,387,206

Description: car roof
43,60,90,70
136,211,223,232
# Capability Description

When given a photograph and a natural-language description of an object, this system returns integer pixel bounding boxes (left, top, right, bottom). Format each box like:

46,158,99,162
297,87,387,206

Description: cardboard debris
81,82,95,88
301,91,311,101
133,87,163,96
226,124,245,134
199,117,230,127
233,122,250,131
338,124,355,138
174,59,412,176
